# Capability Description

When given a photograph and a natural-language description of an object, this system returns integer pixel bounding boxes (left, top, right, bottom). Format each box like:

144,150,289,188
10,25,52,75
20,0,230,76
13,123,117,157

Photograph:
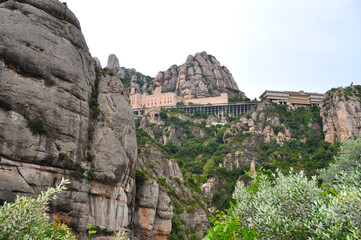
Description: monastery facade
130,91,229,109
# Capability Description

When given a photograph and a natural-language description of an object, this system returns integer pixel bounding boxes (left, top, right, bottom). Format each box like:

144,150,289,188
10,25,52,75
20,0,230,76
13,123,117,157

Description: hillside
133,100,342,239
130,85,361,239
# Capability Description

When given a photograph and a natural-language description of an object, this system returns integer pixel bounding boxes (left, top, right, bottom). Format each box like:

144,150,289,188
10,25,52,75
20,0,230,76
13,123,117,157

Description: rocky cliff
320,86,361,143
133,136,210,240
107,51,247,100
0,0,136,238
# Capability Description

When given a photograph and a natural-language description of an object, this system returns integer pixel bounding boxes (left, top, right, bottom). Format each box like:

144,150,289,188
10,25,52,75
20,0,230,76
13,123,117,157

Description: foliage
228,96,251,103
115,231,126,240
135,169,147,190
87,223,96,239
71,168,85,179
318,137,361,184
191,111,209,119
58,152,68,161
90,66,101,119
204,138,361,239
204,205,258,240
0,178,76,240
27,119,47,135
160,109,168,120
168,215,185,240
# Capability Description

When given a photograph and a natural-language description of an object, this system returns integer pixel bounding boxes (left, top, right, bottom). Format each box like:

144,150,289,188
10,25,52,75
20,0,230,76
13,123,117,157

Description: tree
0,178,76,240
204,138,361,239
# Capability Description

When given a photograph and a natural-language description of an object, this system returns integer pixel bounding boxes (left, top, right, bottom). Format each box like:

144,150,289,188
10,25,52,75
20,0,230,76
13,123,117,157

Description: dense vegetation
137,103,339,212
204,137,361,239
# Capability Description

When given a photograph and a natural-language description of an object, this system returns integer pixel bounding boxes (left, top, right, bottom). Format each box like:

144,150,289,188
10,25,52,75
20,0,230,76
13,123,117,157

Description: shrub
204,138,361,239
86,152,94,162
27,119,47,135
58,152,68,161
135,169,147,190
160,110,168,120
0,178,75,240
71,168,85,179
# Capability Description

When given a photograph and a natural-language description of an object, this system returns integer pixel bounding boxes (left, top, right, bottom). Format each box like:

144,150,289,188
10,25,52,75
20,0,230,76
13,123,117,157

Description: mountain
107,51,247,99
0,0,136,238
1,1,361,239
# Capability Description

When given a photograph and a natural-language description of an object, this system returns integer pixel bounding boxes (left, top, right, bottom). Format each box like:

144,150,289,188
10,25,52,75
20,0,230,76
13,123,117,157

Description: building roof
260,90,324,99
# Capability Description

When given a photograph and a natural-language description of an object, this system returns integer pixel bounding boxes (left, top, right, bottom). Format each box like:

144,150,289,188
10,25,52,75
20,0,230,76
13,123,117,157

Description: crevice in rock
16,165,36,193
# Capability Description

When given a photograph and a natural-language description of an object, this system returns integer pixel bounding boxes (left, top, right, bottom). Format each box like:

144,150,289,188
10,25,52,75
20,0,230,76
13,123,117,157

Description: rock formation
151,51,245,99
107,52,247,100
107,54,120,70
134,143,209,240
0,0,136,238
320,86,361,143
106,54,153,95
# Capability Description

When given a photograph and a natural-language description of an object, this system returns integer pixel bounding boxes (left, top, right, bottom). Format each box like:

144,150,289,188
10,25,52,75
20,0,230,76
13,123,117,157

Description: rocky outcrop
320,86,361,143
0,0,136,238
107,52,246,99
225,102,291,145
134,179,173,240
106,54,153,94
134,143,209,240
221,102,293,171
200,178,215,199
154,51,245,99
107,54,120,70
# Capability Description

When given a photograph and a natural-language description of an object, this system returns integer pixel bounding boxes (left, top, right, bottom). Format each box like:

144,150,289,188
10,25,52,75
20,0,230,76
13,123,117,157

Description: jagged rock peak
106,52,246,99
320,85,361,143
154,51,243,99
107,53,120,69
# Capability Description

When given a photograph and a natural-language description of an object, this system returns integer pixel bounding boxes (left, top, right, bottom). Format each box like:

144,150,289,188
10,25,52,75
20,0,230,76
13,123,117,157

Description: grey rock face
133,178,173,240
107,54,120,70
92,73,136,185
0,0,93,169
134,144,209,239
0,0,137,238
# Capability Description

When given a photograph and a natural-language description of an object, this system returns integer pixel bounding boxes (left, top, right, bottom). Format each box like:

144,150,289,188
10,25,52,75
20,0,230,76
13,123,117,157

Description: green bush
204,138,361,239
0,178,75,240
27,119,47,135
58,152,68,161
71,168,85,179
135,169,147,190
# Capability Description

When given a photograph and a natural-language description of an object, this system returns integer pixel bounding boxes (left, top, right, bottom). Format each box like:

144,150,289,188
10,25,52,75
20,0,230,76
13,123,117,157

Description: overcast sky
65,0,360,99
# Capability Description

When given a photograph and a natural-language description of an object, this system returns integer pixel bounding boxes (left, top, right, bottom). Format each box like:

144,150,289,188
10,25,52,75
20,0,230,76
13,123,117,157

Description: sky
65,0,361,99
